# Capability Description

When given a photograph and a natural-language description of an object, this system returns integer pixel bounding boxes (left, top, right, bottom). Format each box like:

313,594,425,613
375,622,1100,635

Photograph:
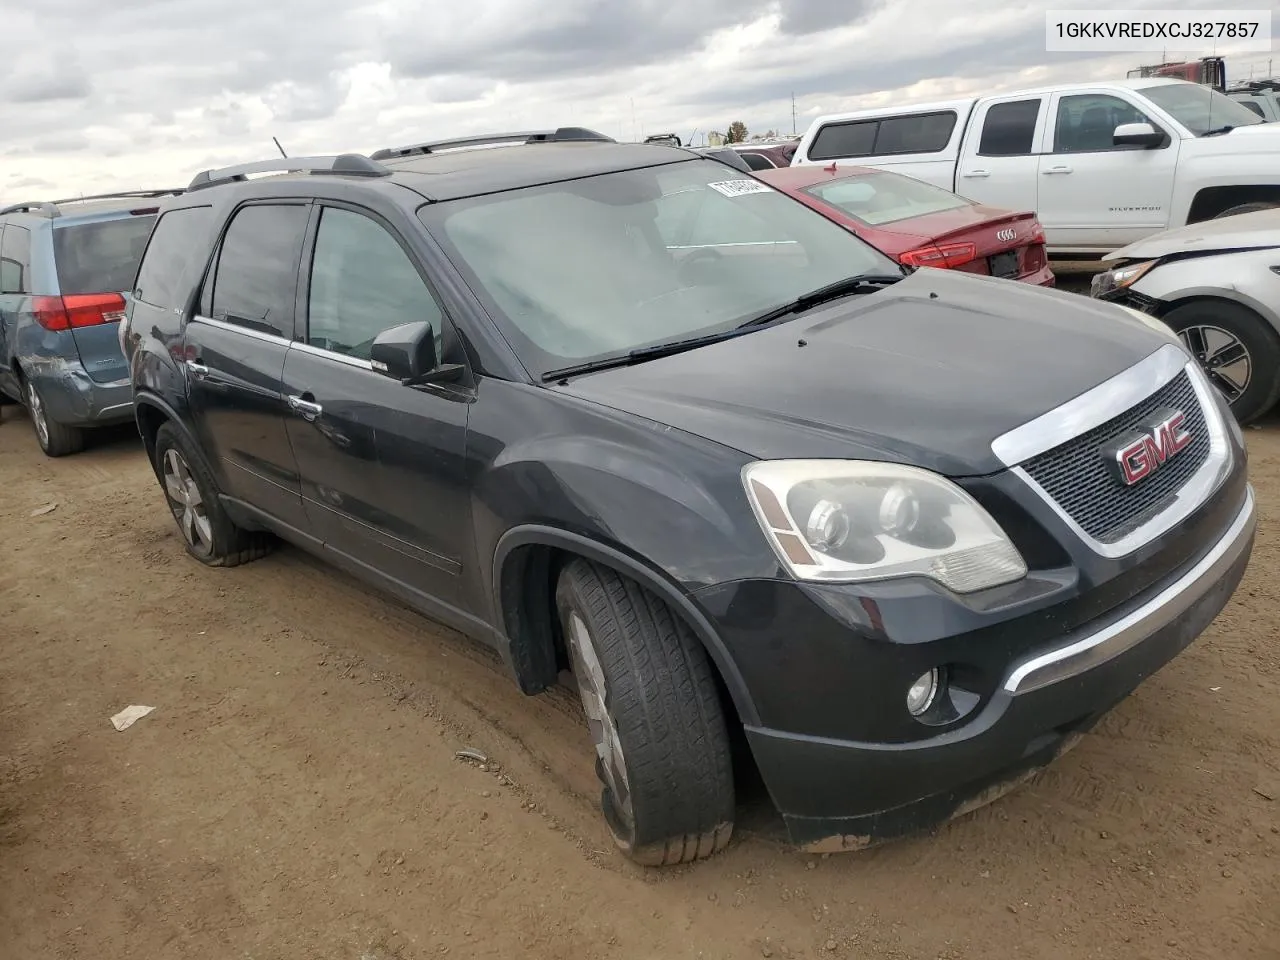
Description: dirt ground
1,400,1278,960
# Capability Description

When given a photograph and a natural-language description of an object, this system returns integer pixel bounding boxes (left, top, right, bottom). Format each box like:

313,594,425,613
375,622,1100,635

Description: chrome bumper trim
1003,486,1255,696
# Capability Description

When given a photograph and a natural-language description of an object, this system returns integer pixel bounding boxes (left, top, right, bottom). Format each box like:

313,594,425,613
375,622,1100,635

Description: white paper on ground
110,705,155,731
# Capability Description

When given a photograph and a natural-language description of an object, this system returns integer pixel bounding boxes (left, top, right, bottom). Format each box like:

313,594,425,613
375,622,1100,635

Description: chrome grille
1021,370,1211,543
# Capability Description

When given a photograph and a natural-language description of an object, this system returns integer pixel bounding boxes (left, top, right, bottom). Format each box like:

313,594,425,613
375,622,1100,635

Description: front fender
1134,249,1280,335
466,382,781,716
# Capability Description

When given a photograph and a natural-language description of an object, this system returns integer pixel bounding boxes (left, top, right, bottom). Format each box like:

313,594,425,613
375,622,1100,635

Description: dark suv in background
123,130,1254,866
0,191,177,455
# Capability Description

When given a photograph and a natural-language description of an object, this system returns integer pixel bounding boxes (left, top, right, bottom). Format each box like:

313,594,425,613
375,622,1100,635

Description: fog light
906,669,940,716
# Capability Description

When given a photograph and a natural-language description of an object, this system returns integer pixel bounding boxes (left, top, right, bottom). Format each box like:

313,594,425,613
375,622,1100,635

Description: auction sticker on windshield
708,179,775,198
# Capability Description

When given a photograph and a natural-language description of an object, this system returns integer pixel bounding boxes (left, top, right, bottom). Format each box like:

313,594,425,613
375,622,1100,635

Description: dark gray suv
0,191,176,455
123,131,1253,866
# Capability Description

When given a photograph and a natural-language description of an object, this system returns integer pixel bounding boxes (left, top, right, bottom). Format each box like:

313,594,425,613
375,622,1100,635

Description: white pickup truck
792,78,1279,258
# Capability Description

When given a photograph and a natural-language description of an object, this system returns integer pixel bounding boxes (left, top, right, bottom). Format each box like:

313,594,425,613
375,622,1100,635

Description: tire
1161,299,1280,425
1212,201,1280,220
153,422,273,566
555,559,735,866
25,378,84,457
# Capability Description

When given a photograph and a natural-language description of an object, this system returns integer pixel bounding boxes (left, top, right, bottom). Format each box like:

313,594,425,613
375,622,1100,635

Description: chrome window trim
1003,485,1255,695
290,339,375,370
992,343,1232,559
191,313,292,347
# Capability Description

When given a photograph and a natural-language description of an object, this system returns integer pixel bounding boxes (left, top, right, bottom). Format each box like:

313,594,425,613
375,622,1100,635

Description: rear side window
209,203,309,339
978,99,1042,156
808,112,956,161
134,206,214,310
53,215,156,295
809,120,877,160
1,224,32,294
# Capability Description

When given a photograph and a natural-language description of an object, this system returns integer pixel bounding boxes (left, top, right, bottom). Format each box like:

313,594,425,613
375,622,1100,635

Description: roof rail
370,127,614,161
0,201,62,219
187,154,391,191
49,188,186,205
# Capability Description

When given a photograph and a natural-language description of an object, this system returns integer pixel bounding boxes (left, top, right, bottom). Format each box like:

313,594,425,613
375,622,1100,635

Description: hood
1103,208,1280,262
1181,121,1280,159
554,269,1170,477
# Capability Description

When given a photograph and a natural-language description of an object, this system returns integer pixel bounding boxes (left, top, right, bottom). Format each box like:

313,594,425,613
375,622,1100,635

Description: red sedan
756,165,1055,286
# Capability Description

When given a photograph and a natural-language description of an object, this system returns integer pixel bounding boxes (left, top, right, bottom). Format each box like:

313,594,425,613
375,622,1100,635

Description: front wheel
556,559,735,865
1162,299,1280,425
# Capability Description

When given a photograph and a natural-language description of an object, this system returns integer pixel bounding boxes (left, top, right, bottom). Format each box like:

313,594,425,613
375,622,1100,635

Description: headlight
1115,304,1182,346
742,460,1028,593
1092,259,1156,297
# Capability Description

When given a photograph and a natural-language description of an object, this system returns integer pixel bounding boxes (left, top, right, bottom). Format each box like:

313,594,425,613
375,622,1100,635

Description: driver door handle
287,394,323,421
186,360,209,380
962,169,990,178
1042,164,1073,175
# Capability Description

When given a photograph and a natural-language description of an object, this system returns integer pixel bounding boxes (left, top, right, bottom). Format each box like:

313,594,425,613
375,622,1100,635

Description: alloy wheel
27,382,49,448
1179,324,1251,406
162,448,213,553
565,611,635,831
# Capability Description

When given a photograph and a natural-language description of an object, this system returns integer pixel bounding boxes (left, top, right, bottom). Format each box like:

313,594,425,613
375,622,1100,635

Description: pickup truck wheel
1212,201,1279,220
154,423,273,567
26,378,85,457
555,559,735,866
1162,300,1280,425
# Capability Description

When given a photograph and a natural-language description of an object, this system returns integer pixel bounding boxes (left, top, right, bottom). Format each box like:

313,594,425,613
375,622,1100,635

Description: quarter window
306,207,443,361
978,99,1042,156
1053,94,1154,153
1,224,31,294
209,203,309,339
134,206,214,309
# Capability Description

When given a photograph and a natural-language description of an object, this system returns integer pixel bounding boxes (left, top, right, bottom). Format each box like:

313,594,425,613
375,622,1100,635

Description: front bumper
26,360,134,427
700,482,1255,851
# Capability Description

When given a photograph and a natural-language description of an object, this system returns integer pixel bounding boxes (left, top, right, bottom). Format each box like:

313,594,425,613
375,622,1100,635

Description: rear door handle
287,394,323,421
962,169,990,178
1042,165,1073,175
186,360,209,380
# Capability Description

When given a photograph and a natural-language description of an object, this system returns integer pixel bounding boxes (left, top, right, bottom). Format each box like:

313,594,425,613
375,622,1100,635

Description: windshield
1140,83,1263,135
421,159,900,374
801,170,972,226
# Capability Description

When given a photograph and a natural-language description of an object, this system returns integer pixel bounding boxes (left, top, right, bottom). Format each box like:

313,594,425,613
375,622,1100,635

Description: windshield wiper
735,272,906,329
1202,125,1235,137
541,271,906,384
541,327,755,382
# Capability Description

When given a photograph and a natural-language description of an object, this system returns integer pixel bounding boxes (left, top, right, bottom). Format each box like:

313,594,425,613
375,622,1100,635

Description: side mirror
370,321,437,381
1113,122,1163,148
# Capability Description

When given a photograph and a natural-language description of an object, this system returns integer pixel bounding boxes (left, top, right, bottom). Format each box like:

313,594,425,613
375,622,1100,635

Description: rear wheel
1162,299,1280,425
25,378,85,457
555,559,735,866
154,422,273,566
1212,201,1280,220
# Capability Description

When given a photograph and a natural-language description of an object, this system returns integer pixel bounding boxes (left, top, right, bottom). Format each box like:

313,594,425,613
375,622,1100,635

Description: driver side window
1053,94,1153,154
307,207,443,360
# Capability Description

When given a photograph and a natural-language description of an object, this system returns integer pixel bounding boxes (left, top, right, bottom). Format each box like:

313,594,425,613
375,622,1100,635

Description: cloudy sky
1,0,1273,204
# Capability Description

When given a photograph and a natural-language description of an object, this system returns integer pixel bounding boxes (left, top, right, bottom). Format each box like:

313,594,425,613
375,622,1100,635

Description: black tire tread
154,422,273,567
1212,201,1280,220
559,559,735,866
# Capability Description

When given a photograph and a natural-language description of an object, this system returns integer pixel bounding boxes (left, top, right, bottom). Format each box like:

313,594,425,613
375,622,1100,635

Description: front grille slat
1022,371,1210,543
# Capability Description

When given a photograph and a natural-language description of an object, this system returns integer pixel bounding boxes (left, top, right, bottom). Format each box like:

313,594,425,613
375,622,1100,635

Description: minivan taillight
898,242,977,269
32,293,128,331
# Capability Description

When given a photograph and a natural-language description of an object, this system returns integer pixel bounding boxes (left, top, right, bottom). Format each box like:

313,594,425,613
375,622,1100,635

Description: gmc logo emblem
996,228,1017,243
1103,408,1193,486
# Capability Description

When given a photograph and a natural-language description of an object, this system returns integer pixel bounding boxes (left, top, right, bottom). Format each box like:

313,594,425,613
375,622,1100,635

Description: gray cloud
31,133,91,153
780,0,878,35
